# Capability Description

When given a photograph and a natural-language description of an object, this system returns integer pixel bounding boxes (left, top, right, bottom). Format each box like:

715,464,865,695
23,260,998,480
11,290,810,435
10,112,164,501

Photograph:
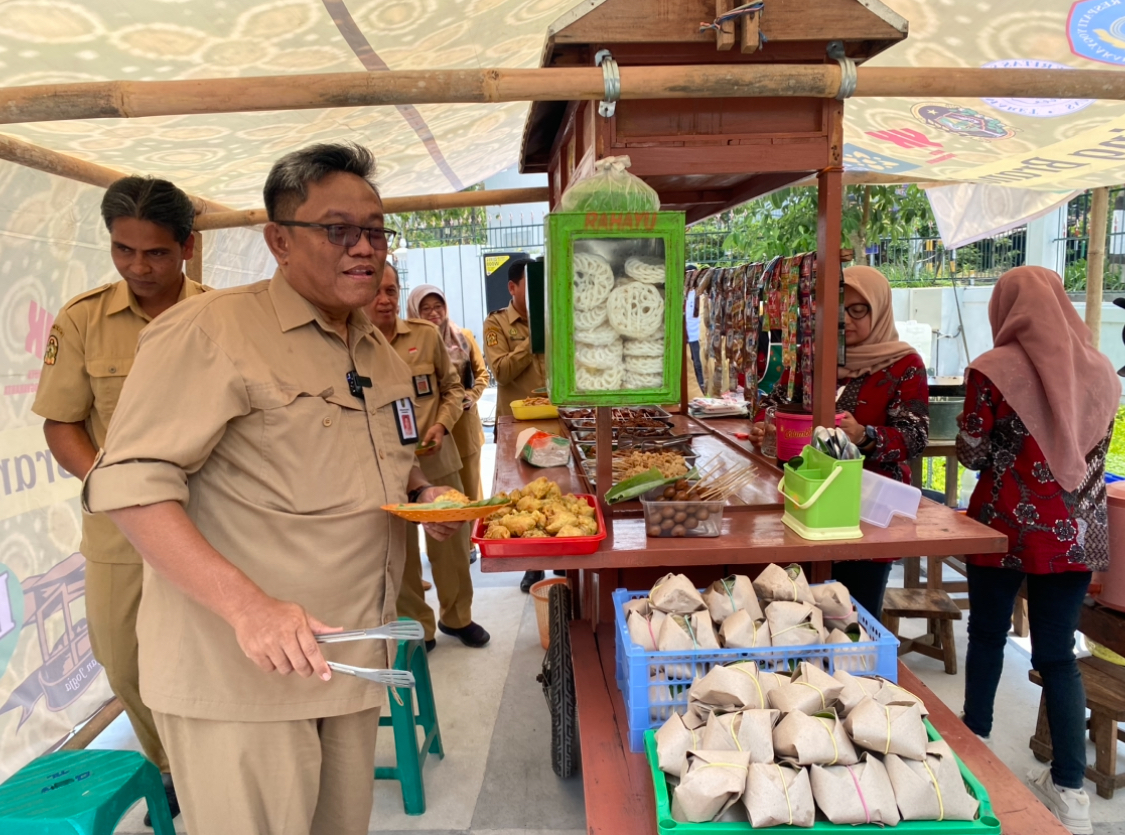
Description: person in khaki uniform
366,265,490,650
407,283,490,503
483,257,546,419
33,175,207,822
483,257,549,592
83,143,462,835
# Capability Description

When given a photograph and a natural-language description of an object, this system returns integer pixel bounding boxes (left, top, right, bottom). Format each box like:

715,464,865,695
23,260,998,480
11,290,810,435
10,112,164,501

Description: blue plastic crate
1107,472,1124,484
613,586,899,752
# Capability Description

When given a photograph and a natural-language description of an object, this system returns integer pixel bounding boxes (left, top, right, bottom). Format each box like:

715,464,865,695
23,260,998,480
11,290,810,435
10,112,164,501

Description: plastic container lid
860,469,922,528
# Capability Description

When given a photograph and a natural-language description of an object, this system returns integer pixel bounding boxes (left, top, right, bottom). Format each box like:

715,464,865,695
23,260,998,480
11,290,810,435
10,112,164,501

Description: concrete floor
87,417,1125,833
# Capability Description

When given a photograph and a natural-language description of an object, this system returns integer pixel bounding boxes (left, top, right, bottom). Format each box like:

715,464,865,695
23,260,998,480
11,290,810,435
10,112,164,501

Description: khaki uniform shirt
84,270,417,722
32,278,208,564
388,318,465,482
451,329,488,459
483,303,546,418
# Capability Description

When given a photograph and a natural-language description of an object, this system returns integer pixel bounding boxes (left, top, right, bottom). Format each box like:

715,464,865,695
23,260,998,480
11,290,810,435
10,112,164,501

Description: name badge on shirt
413,374,433,398
394,398,419,445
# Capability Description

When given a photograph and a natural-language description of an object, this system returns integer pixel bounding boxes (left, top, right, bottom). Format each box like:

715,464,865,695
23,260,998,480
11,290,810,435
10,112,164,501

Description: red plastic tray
472,494,607,557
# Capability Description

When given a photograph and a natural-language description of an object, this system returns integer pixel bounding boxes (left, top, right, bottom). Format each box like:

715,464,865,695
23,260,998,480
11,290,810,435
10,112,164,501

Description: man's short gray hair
263,142,379,221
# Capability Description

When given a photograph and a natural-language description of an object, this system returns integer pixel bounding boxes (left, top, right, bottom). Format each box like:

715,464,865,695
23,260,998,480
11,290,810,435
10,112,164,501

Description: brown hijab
839,266,919,379
968,266,1120,492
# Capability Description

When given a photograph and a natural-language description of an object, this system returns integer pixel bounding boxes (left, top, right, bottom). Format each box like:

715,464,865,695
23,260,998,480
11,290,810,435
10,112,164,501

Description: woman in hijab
958,266,1119,834
408,284,491,502
751,266,930,616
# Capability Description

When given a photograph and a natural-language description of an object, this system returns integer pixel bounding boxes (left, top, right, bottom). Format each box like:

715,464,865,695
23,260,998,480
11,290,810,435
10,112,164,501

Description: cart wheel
536,582,578,778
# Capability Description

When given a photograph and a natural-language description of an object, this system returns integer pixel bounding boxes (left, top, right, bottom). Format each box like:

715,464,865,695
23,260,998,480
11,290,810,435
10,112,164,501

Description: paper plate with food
382,489,513,523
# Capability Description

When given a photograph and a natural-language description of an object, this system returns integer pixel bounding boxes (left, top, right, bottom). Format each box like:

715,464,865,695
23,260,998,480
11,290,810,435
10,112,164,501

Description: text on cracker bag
744,763,815,828
811,754,901,826
516,429,572,468
671,750,750,823
702,575,762,624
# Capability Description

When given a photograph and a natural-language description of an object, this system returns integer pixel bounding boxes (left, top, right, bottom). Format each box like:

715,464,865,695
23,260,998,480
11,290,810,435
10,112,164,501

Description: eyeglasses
844,303,871,320
276,221,398,249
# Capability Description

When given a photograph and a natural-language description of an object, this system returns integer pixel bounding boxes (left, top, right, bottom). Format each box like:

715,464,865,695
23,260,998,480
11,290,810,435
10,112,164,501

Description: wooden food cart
480,2,1071,833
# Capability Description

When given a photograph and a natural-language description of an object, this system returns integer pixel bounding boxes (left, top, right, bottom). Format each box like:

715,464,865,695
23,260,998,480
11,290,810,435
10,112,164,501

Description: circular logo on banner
981,59,1094,118
1069,0,1125,66
911,103,1017,141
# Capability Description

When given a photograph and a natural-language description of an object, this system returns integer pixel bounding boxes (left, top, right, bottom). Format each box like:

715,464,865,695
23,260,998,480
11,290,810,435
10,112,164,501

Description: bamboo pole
58,698,123,751
192,186,550,231
1087,186,1109,349
6,66,1125,125
0,132,231,214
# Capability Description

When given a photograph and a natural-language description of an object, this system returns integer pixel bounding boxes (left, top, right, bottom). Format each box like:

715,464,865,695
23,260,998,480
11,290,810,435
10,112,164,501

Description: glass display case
545,211,685,405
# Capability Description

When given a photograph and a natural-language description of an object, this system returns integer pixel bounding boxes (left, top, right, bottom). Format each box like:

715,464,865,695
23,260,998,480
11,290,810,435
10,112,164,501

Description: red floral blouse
758,354,930,485
957,368,1112,574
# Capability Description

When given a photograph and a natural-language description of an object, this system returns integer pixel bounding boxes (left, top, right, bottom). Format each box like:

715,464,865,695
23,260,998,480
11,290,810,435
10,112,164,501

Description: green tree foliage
715,185,938,263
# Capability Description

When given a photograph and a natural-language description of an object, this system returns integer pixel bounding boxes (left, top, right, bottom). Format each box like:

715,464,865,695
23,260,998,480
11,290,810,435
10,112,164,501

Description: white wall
400,244,488,343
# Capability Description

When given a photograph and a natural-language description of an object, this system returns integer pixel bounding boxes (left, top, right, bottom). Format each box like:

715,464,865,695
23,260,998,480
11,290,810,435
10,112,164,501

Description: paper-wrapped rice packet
811,753,901,826
886,740,980,821
753,563,815,604
626,608,667,651
702,575,762,624
833,670,886,717
768,661,843,714
657,613,720,680
655,711,704,776
689,664,768,712
720,609,772,649
774,709,859,766
701,709,780,763
622,596,651,618
878,681,929,716
743,762,815,828
671,750,751,823
826,625,874,673
813,580,858,630
765,601,824,647
845,696,928,760
650,573,706,615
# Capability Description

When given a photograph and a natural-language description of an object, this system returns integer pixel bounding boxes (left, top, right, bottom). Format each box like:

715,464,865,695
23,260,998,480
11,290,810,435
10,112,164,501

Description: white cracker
572,252,615,311
608,282,665,339
624,255,666,285
623,336,665,357
575,340,624,370
576,365,624,391
573,305,609,330
574,321,620,347
624,355,665,375
626,372,665,390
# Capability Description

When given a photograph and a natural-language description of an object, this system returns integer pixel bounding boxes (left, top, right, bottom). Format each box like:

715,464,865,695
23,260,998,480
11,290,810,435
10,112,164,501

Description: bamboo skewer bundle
692,460,759,502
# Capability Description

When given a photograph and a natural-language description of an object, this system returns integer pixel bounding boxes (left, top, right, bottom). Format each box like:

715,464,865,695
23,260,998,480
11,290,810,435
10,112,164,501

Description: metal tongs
316,620,424,688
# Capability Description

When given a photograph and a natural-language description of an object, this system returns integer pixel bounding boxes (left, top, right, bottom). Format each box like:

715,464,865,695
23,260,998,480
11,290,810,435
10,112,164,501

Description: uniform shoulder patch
485,330,500,347
43,334,59,366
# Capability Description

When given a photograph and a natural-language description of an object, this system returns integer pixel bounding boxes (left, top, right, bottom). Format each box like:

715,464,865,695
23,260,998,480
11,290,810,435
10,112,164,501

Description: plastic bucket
778,445,863,540
530,578,568,650
774,410,846,461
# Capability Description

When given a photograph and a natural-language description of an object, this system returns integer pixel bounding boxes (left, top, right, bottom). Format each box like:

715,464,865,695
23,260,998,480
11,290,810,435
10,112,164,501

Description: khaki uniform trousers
458,449,482,502
84,562,169,772
153,707,380,835
396,470,474,640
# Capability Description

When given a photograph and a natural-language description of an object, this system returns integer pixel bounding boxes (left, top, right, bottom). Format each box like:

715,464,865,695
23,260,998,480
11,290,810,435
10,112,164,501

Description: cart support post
813,147,844,426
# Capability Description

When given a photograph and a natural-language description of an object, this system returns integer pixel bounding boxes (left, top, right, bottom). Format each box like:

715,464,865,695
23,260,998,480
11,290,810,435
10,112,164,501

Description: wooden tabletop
481,416,1008,573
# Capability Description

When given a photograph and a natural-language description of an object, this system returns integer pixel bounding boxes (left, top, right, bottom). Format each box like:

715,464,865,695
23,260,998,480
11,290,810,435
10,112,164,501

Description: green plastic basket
779,445,863,540
643,721,1001,833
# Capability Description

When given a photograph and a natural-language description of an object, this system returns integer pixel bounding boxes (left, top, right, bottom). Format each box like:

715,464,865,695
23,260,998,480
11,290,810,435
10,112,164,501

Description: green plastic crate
545,211,685,406
642,721,1001,833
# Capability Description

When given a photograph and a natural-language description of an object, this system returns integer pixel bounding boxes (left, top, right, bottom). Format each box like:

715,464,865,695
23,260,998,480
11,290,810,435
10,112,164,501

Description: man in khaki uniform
84,143,461,835
33,175,207,821
366,263,489,649
483,257,549,592
483,257,546,418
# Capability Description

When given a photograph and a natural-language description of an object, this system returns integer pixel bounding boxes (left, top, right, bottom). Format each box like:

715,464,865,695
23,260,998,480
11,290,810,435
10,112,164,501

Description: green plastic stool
375,632,444,815
0,750,174,834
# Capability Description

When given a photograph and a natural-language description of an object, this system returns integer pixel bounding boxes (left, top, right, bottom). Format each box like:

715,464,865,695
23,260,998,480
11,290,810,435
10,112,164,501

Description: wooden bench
1029,655,1125,799
881,587,962,675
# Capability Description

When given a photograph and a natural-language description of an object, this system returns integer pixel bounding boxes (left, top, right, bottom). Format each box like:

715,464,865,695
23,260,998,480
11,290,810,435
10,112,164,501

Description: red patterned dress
957,368,1112,573
758,353,930,484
